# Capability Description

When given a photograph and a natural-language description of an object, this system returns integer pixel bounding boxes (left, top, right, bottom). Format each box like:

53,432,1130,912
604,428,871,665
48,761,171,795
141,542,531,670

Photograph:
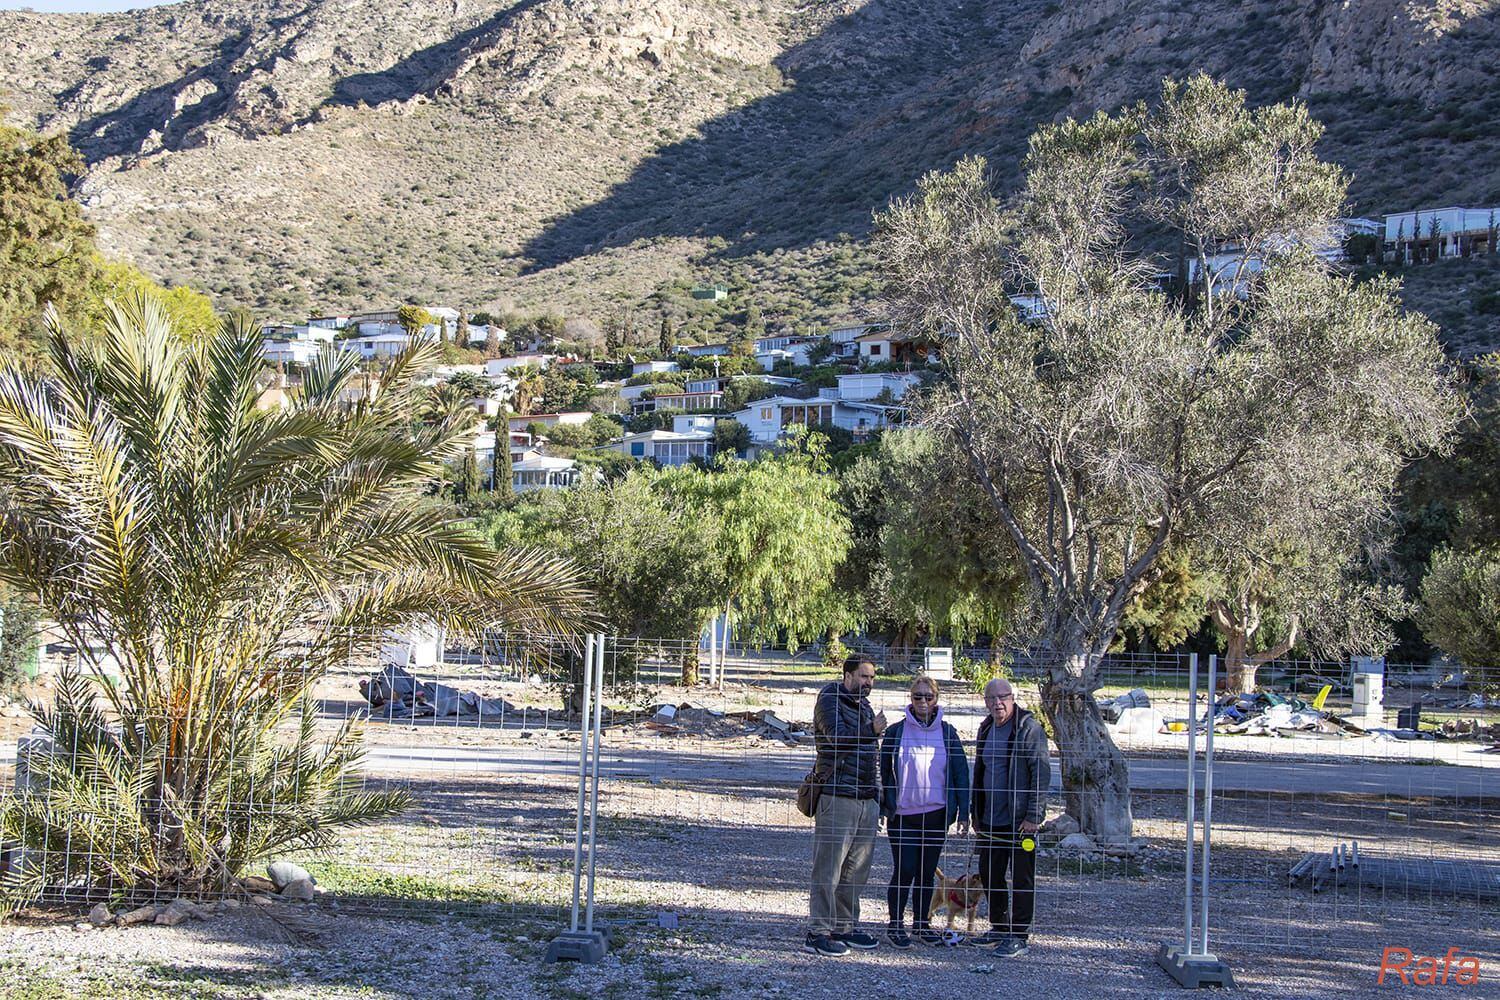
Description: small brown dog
928,867,985,935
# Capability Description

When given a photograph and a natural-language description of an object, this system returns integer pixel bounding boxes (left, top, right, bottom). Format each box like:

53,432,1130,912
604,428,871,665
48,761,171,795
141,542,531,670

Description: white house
836,372,920,402
466,323,506,347
512,455,583,493
631,360,680,376
756,340,817,370
685,374,800,394
617,383,655,406
1383,206,1498,260
507,411,592,433
607,429,714,467
685,342,730,357
827,323,888,358
649,389,723,413
264,323,335,344
307,315,349,331
339,331,425,360
261,339,322,366
1009,294,1052,323
672,414,716,434
730,394,894,445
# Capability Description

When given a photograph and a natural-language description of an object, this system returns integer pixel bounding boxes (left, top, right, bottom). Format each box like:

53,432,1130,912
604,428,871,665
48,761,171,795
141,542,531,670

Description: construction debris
1162,692,1363,739
641,703,810,743
359,665,518,720
1290,840,1500,900
1100,689,1151,724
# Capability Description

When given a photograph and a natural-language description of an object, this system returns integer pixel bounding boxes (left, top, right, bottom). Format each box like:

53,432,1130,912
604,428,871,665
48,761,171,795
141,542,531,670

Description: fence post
545,633,610,964
1155,652,1236,988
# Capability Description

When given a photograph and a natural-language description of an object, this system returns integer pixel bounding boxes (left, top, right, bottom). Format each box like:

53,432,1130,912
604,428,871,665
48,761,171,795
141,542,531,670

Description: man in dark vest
805,654,887,957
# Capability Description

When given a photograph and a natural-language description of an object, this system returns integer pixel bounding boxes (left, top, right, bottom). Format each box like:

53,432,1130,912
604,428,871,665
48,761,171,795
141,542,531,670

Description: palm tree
0,297,591,907
511,366,546,415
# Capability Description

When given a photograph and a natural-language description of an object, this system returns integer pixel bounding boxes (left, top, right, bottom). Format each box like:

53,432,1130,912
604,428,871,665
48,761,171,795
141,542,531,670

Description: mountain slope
2,0,1499,351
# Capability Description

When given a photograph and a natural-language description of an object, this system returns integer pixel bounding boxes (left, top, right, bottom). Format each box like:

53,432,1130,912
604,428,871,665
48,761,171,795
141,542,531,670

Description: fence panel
0,627,595,923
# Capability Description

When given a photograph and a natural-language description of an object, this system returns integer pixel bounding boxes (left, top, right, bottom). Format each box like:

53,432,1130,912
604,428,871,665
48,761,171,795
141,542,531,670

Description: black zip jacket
971,706,1051,830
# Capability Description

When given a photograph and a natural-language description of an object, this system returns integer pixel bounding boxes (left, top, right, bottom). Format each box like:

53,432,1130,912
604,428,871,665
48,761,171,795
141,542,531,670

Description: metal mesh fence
1,627,594,921
2,628,1495,976
580,638,1498,971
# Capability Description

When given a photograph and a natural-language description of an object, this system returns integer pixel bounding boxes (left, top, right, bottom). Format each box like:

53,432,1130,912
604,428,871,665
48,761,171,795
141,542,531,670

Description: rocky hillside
2,0,1499,351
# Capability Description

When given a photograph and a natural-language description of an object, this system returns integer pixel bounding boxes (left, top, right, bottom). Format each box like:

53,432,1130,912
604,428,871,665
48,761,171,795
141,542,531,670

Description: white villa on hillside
730,392,896,445
1383,206,1498,261
608,429,714,467
507,412,592,433
836,372,920,401
261,339,322,366
338,331,428,360
512,455,584,492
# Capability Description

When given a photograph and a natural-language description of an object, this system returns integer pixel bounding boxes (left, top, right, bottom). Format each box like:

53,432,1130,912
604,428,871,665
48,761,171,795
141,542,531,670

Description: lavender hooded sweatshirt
894,705,949,816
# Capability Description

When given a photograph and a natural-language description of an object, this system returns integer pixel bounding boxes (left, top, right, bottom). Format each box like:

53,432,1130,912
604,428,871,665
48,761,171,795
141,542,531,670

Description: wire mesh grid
578,638,1498,965
2,629,1495,967
0,626,596,921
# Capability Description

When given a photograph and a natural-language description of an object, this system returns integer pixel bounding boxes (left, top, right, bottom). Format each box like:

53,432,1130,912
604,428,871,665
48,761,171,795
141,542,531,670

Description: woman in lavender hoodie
878,675,970,948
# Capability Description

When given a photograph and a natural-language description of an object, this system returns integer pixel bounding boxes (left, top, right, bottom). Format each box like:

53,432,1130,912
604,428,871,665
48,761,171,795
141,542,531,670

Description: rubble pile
643,703,810,744
359,664,518,720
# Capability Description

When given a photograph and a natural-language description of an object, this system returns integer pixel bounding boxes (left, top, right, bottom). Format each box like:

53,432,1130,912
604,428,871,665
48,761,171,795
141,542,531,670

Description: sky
0,1,184,11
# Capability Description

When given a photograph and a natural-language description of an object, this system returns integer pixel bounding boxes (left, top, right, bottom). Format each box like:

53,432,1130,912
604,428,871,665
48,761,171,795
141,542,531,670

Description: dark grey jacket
812,680,880,800
971,707,1050,830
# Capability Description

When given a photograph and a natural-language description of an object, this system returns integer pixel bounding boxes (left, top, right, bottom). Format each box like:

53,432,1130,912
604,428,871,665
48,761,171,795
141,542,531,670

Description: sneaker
993,936,1030,958
804,933,849,958
914,928,946,947
887,927,912,949
834,929,880,950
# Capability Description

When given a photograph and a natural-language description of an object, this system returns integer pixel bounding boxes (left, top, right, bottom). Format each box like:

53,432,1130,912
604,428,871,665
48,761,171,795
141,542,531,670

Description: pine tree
604,315,622,358
492,426,514,500
456,448,481,502
659,315,675,356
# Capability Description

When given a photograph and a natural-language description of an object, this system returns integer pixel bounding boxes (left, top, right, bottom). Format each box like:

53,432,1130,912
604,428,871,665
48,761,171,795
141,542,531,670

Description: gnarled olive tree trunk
1039,653,1134,847
1211,599,1299,694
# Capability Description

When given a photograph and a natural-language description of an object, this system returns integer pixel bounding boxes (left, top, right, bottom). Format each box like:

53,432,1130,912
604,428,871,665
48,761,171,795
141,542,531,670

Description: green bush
0,595,41,692
954,654,1011,695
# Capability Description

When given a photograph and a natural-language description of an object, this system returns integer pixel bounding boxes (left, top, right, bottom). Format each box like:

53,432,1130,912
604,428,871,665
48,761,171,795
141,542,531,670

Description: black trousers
886,807,947,929
977,826,1037,939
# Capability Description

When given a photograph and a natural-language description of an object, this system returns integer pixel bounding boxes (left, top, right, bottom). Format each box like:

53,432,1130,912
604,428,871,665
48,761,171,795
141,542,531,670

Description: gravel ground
3,652,1497,997
2,895,1494,999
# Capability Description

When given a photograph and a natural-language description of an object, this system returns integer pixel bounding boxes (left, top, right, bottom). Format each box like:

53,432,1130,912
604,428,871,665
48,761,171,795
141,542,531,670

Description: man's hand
872,709,888,735
1019,820,1039,835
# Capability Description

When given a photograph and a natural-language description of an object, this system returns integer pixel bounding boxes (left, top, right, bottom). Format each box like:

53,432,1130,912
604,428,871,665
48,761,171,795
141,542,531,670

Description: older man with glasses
971,677,1051,958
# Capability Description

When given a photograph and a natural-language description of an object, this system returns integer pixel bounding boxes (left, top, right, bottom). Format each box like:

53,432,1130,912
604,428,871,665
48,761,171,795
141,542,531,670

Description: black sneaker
834,929,880,950
887,927,912,949
804,933,849,958
993,936,1030,958
915,928,946,947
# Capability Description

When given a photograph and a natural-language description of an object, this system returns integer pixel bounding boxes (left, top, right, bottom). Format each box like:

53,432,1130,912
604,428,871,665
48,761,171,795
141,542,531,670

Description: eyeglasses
910,693,936,701
984,694,1014,703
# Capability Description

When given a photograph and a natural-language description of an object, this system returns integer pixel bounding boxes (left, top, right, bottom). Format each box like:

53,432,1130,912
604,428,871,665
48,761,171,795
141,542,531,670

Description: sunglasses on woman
911,692,936,701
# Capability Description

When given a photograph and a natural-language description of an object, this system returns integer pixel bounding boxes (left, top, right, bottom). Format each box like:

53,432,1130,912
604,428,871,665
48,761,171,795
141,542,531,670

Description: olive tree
875,76,1459,841
1420,546,1500,691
